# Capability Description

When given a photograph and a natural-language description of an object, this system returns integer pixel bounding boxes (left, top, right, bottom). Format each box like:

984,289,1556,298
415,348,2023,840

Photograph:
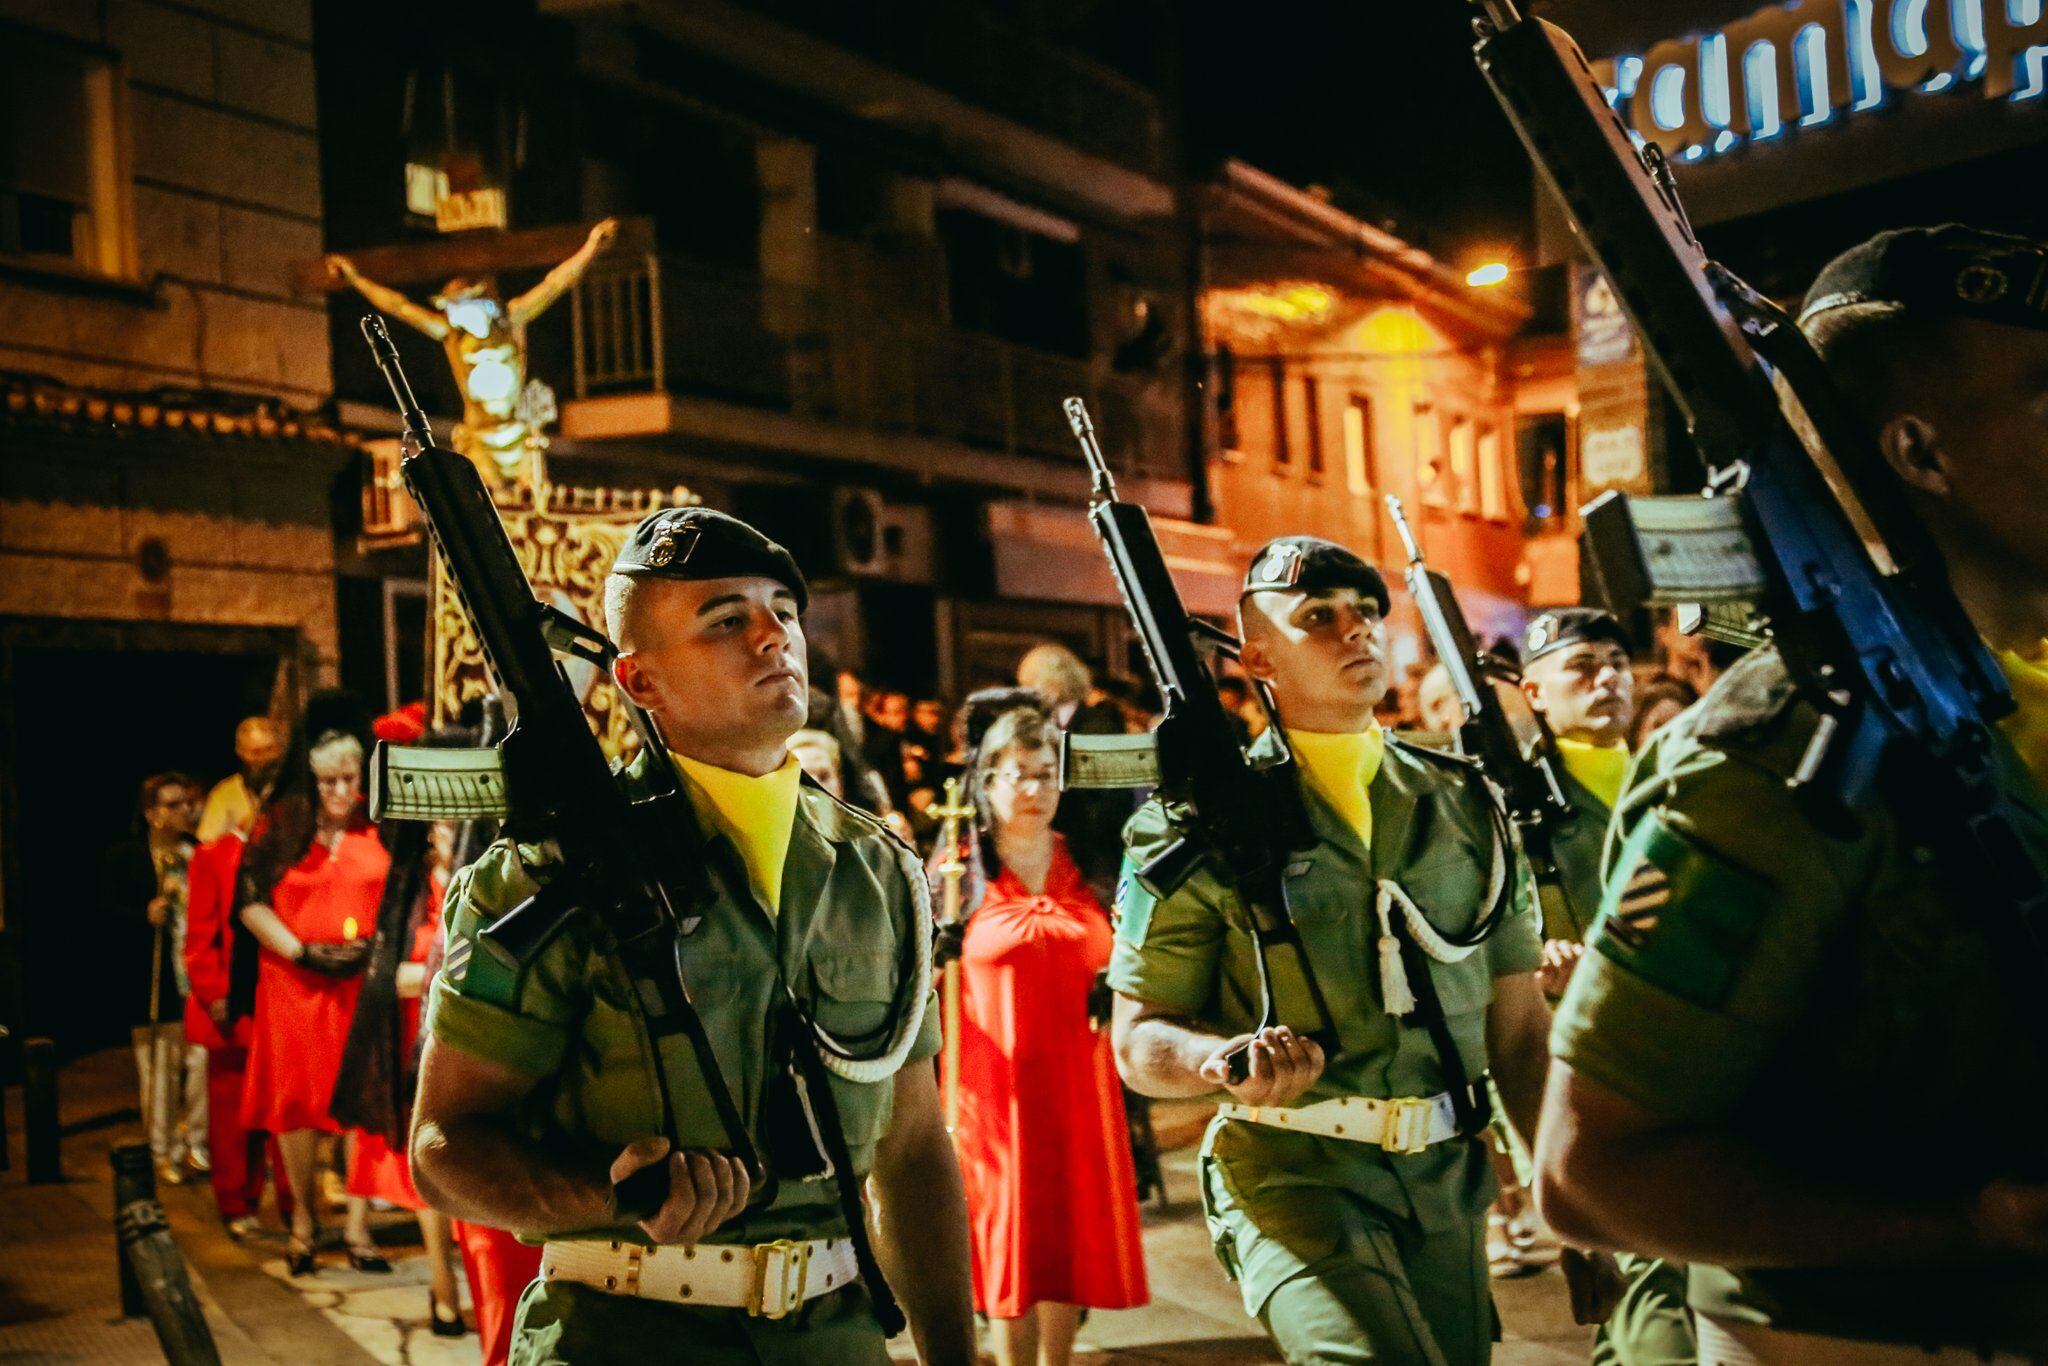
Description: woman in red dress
236,730,387,1276
940,701,1148,1366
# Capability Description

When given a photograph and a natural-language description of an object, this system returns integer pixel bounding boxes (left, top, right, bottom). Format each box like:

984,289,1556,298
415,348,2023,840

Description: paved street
2,1051,1593,1363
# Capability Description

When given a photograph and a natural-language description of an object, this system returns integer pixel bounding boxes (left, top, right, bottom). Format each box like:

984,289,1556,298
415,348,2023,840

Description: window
1415,403,1446,508
0,27,133,277
1478,424,1507,520
1343,395,1375,497
1214,345,1242,457
1302,375,1325,479
1270,359,1291,469
1449,416,1477,514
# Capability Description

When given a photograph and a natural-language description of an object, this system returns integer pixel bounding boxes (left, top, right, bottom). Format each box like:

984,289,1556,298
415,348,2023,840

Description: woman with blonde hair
237,725,389,1276
936,691,1148,1366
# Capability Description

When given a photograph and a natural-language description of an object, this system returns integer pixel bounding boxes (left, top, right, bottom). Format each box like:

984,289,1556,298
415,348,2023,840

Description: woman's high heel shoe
345,1244,392,1273
285,1236,317,1277
429,1292,468,1337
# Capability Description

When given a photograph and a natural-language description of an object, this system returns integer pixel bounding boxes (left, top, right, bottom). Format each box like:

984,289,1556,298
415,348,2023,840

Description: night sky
1172,1,1537,263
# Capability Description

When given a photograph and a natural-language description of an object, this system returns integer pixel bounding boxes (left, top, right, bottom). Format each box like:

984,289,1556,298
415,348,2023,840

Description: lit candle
342,917,359,942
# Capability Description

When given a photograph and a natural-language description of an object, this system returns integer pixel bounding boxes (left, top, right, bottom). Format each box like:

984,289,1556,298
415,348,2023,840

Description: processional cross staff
931,777,976,1130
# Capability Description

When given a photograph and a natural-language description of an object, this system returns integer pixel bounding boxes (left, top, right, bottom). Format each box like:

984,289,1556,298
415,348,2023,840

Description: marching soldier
411,508,976,1365
1107,535,1554,1365
1538,226,2048,1363
1517,609,1695,1365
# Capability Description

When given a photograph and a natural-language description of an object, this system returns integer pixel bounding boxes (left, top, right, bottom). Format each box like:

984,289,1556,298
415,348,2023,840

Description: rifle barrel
1064,396,1117,499
1384,494,1425,565
359,315,430,444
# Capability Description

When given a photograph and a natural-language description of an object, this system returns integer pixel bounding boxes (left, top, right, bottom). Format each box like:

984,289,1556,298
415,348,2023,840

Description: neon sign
1595,0,2048,162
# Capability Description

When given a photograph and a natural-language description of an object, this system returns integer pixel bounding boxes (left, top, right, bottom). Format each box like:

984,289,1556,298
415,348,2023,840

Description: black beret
1525,607,1629,664
1799,224,2048,333
1241,535,1390,615
610,506,808,611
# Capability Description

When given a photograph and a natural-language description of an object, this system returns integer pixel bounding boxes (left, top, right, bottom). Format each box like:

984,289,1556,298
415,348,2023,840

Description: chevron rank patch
1607,860,1672,948
1589,812,1772,1007
443,928,473,986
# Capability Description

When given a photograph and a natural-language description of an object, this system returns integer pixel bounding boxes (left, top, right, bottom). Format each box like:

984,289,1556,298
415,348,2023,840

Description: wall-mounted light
1465,261,1511,288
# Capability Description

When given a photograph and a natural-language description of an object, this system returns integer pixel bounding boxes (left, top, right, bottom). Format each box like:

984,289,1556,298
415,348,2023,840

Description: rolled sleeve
1552,741,1858,1123
907,987,943,1064
426,841,588,1077
1106,857,1224,1014
1487,858,1545,979
1552,949,1772,1123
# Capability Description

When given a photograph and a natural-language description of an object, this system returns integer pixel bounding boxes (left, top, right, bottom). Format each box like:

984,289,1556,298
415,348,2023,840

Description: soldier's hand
1200,1026,1324,1106
296,939,371,976
611,1138,752,1246
1538,939,1585,997
1974,1179,2048,1256
933,921,967,968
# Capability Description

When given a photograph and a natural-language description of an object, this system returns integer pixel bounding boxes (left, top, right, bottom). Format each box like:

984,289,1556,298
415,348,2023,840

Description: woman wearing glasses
936,692,1148,1366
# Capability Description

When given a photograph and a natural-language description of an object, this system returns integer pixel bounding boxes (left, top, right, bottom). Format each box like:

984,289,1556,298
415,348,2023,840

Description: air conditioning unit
830,487,935,583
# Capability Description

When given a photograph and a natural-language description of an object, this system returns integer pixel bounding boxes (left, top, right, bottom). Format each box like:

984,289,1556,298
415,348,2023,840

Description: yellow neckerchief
1995,640,2048,792
1556,736,1630,811
671,751,803,916
1286,724,1387,850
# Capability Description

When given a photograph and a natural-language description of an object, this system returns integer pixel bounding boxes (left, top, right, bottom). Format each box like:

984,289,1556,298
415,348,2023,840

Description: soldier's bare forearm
1111,996,1229,1098
1486,972,1551,1146
1535,1064,1998,1267
410,1037,611,1235
870,1064,976,1365
412,1110,611,1234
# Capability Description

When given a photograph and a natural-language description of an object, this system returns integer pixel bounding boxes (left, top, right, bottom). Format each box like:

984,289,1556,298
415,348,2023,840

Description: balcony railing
571,255,1166,473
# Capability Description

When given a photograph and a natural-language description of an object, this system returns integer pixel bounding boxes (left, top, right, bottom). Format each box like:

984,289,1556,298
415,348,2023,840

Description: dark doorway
0,624,291,1063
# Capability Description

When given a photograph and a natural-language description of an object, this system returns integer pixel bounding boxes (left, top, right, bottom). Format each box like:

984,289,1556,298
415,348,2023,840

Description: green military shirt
425,751,942,1249
1540,766,1615,946
1108,731,1542,1247
1553,646,2048,1352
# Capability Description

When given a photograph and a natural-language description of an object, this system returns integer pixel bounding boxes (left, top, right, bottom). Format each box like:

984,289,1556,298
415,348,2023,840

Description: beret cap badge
1955,263,2009,306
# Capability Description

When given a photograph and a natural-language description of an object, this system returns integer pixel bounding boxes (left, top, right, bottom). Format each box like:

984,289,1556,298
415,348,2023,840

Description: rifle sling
1395,931,1493,1137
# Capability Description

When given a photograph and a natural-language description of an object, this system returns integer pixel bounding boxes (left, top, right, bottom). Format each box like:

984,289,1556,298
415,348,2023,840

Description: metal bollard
111,1143,222,1365
23,1035,59,1183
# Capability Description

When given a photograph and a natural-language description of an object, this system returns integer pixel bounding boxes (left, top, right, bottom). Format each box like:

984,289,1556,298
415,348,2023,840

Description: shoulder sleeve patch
1589,812,1772,1008
1113,857,1159,946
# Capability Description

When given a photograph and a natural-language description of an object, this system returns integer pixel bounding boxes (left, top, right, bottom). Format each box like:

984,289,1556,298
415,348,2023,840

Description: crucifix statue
326,217,618,493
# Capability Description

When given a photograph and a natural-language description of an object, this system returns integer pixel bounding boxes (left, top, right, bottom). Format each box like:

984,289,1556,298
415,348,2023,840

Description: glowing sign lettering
1596,0,2048,161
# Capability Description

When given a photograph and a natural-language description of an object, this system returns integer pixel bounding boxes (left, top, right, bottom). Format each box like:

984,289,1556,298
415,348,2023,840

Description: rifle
1464,3,2048,1026
1385,495,1566,929
1064,398,1332,1083
357,315,757,1220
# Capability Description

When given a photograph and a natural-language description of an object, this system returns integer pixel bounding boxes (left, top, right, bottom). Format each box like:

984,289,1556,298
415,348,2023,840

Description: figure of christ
326,217,618,491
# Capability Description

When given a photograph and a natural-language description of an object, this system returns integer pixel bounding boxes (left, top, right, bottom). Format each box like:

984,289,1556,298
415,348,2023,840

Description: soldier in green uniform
409,508,977,1365
1107,536,1554,1365
1517,610,1694,1366
1537,225,2048,1364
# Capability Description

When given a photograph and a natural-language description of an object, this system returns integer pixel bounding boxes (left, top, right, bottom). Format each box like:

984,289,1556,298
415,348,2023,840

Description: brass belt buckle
750,1239,812,1319
1380,1097,1432,1154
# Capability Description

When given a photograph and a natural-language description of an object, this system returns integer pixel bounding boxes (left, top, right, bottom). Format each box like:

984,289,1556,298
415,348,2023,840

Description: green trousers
1202,1151,1495,1365
509,1279,891,1365
1592,1253,1696,1366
